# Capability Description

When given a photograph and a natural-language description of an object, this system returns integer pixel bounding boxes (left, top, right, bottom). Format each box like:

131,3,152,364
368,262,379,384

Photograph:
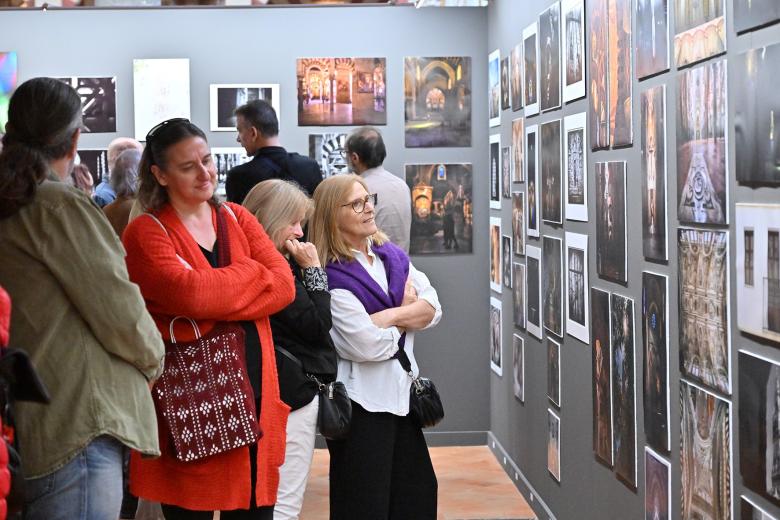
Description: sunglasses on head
145,117,191,144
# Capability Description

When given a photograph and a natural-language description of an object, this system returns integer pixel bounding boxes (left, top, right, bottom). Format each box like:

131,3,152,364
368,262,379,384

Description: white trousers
274,395,319,520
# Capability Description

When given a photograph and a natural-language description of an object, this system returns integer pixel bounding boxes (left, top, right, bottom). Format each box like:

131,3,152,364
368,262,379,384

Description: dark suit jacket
225,146,322,203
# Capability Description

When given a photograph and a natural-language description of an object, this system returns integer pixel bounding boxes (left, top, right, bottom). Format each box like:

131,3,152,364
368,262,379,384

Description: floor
300,445,536,520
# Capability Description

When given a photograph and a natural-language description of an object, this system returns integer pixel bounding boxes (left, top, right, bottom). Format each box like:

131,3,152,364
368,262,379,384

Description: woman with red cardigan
122,118,295,519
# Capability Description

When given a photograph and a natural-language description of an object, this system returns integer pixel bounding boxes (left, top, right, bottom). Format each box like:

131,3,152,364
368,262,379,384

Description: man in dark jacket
226,99,322,203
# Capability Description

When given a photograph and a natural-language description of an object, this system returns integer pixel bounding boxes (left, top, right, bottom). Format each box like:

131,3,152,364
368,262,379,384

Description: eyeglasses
145,117,191,144
341,193,378,214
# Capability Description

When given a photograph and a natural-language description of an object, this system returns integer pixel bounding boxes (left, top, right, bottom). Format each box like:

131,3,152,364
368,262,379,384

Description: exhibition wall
486,0,780,519
0,5,491,445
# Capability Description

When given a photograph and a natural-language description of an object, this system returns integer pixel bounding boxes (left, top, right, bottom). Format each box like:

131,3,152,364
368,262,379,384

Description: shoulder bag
395,345,444,429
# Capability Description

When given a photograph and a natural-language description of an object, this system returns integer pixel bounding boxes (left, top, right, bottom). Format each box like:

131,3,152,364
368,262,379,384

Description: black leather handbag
395,346,444,429
275,345,351,440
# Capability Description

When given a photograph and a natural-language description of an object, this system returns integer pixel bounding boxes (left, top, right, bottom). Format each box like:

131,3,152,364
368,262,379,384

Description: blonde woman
243,180,337,520
309,174,442,520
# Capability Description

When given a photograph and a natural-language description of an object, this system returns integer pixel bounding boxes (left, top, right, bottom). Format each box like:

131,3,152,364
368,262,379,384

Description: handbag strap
169,316,202,344
394,342,415,378
275,345,328,390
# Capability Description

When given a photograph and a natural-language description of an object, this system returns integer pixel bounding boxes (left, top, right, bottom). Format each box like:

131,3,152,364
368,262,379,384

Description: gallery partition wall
486,0,780,519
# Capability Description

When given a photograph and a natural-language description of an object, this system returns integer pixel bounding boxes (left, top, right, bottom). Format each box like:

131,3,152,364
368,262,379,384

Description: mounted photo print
741,496,778,520
490,297,503,376
548,408,561,482
562,0,585,102
75,149,108,185
490,217,502,293
547,337,561,407
543,235,564,338
642,271,670,454
645,448,671,520
133,58,190,141
591,287,613,467
513,262,527,330
404,56,471,148
641,85,668,261
595,161,627,284
588,0,609,149
297,57,385,126
608,0,633,147
564,112,587,221
636,0,670,79
512,191,526,256
210,84,279,132
502,146,512,199
501,57,510,111
527,245,543,340
734,0,780,34
611,293,637,490
565,232,589,344
510,44,524,112
309,133,348,178
526,124,540,237
539,2,562,112
489,49,501,127
512,117,525,182
541,119,563,225
523,22,539,117
0,51,17,131
211,147,250,198
674,0,726,67
58,76,116,133
502,235,512,289
490,133,502,210
513,334,525,402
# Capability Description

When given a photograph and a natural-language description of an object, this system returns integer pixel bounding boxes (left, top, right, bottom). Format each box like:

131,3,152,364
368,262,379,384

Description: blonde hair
242,179,313,251
309,174,387,265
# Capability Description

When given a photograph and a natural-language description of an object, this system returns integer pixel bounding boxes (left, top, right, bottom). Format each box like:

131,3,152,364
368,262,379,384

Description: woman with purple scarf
309,174,442,520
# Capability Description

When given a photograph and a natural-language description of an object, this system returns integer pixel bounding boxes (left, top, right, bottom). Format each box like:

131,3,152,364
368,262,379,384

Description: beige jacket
0,176,164,478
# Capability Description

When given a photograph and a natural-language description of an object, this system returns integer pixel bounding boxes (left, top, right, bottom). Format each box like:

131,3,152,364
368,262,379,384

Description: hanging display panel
562,0,585,103
133,58,190,141
489,49,501,127
734,0,780,33
511,44,524,112
564,112,587,222
523,22,540,117
541,119,563,224
641,85,668,261
490,296,503,376
678,228,730,394
547,337,561,407
527,245,543,340
526,124,540,238
512,117,525,182
738,350,780,508
680,379,732,520
297,58,385,126
611,292,637,490
539,1,562,112
309,133,348,178
513,334,525,402
490,133,502,210
512,191,526,256
734,44,780,186
592,287,613,468
503,235,513,289
0,51,17,132
595,161,627,284
674,0,726,67
635,0,670,79
210,83,279,132
607,0,633,147
565,232,589,344
548,408,561,482
490,216,502,293
676,60,727,226
642,271,670,454
514,262,527,330
502,146,512,199
405,163,473,255
645,448,671,520
588,0,610,149
58,76,116,133
501,56,511,111
543,234,564,338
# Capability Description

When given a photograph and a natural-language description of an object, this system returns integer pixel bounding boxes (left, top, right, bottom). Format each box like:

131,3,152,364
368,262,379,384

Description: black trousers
327,401,438,520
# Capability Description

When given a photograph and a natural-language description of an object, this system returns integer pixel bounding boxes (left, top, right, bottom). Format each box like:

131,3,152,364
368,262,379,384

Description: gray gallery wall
486,0,780,519
0,4,490,445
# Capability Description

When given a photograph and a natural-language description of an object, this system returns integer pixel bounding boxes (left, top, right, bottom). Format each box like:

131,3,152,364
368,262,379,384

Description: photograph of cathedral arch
297,57,386,126
404,57,471,148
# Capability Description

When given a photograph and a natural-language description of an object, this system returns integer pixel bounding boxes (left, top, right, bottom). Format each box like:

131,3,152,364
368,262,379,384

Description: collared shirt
360,166,412,252
329,246,442,415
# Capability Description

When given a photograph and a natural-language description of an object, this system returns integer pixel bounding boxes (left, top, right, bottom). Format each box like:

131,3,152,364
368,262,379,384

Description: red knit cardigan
122,202,295,511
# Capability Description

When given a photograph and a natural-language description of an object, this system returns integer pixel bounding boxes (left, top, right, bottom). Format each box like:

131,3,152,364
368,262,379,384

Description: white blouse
329,247,442,416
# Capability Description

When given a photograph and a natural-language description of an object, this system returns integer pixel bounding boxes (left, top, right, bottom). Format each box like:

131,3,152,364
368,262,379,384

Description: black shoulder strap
257,156,283,177
275,344,303,369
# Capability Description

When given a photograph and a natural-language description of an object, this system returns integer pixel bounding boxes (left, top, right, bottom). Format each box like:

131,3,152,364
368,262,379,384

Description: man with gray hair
93,137,143,208
345,126,411,252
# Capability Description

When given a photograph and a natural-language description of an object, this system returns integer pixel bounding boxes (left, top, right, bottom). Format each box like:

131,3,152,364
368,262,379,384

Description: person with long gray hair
103,148,142,237
0,77,165,520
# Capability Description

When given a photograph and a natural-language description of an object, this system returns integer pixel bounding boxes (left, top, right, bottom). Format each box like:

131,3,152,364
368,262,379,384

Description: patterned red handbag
150,205,260,462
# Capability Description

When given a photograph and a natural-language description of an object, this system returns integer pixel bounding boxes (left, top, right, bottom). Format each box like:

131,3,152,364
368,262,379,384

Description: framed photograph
608,0,633,147
539,2,562,112
501,57,510,111
502,146,512,199
490,133,502,210
734,0,780,34
595,161,627,283
0,52,17,131
133,58,190,141
512,191,526,256
489,49,501,127
513,262,527,329
513,334,525,402
640,85,668,261
490,297,503,376
541,119,563,224
611,293,637,489
547,337,561,407
510,44,524,112
502,235,512,289
680,379,732,520
526,124,540,237
736,203,780,343
677,60,727,225
636,0,670,79
548,408,561,482
562,0,585,102
741,496,778,520
405,163,473,255
210,84,279,132
527,245,543,339
674,0,726,67
309,133,349,178
523,22,539,117
297,57,385,126
734,44,780,186
565,232,589,344
211,147,250,198
588,0,609,149
738,350,780,508
512,117,525,182
642,271,670,454
679,228,731,394
58,76,116,133
404,57,471,148
645,448,671,520
490,217,502,293
75,149,108,185
564,112,587,221
591,287,613,467
543,235,563,338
